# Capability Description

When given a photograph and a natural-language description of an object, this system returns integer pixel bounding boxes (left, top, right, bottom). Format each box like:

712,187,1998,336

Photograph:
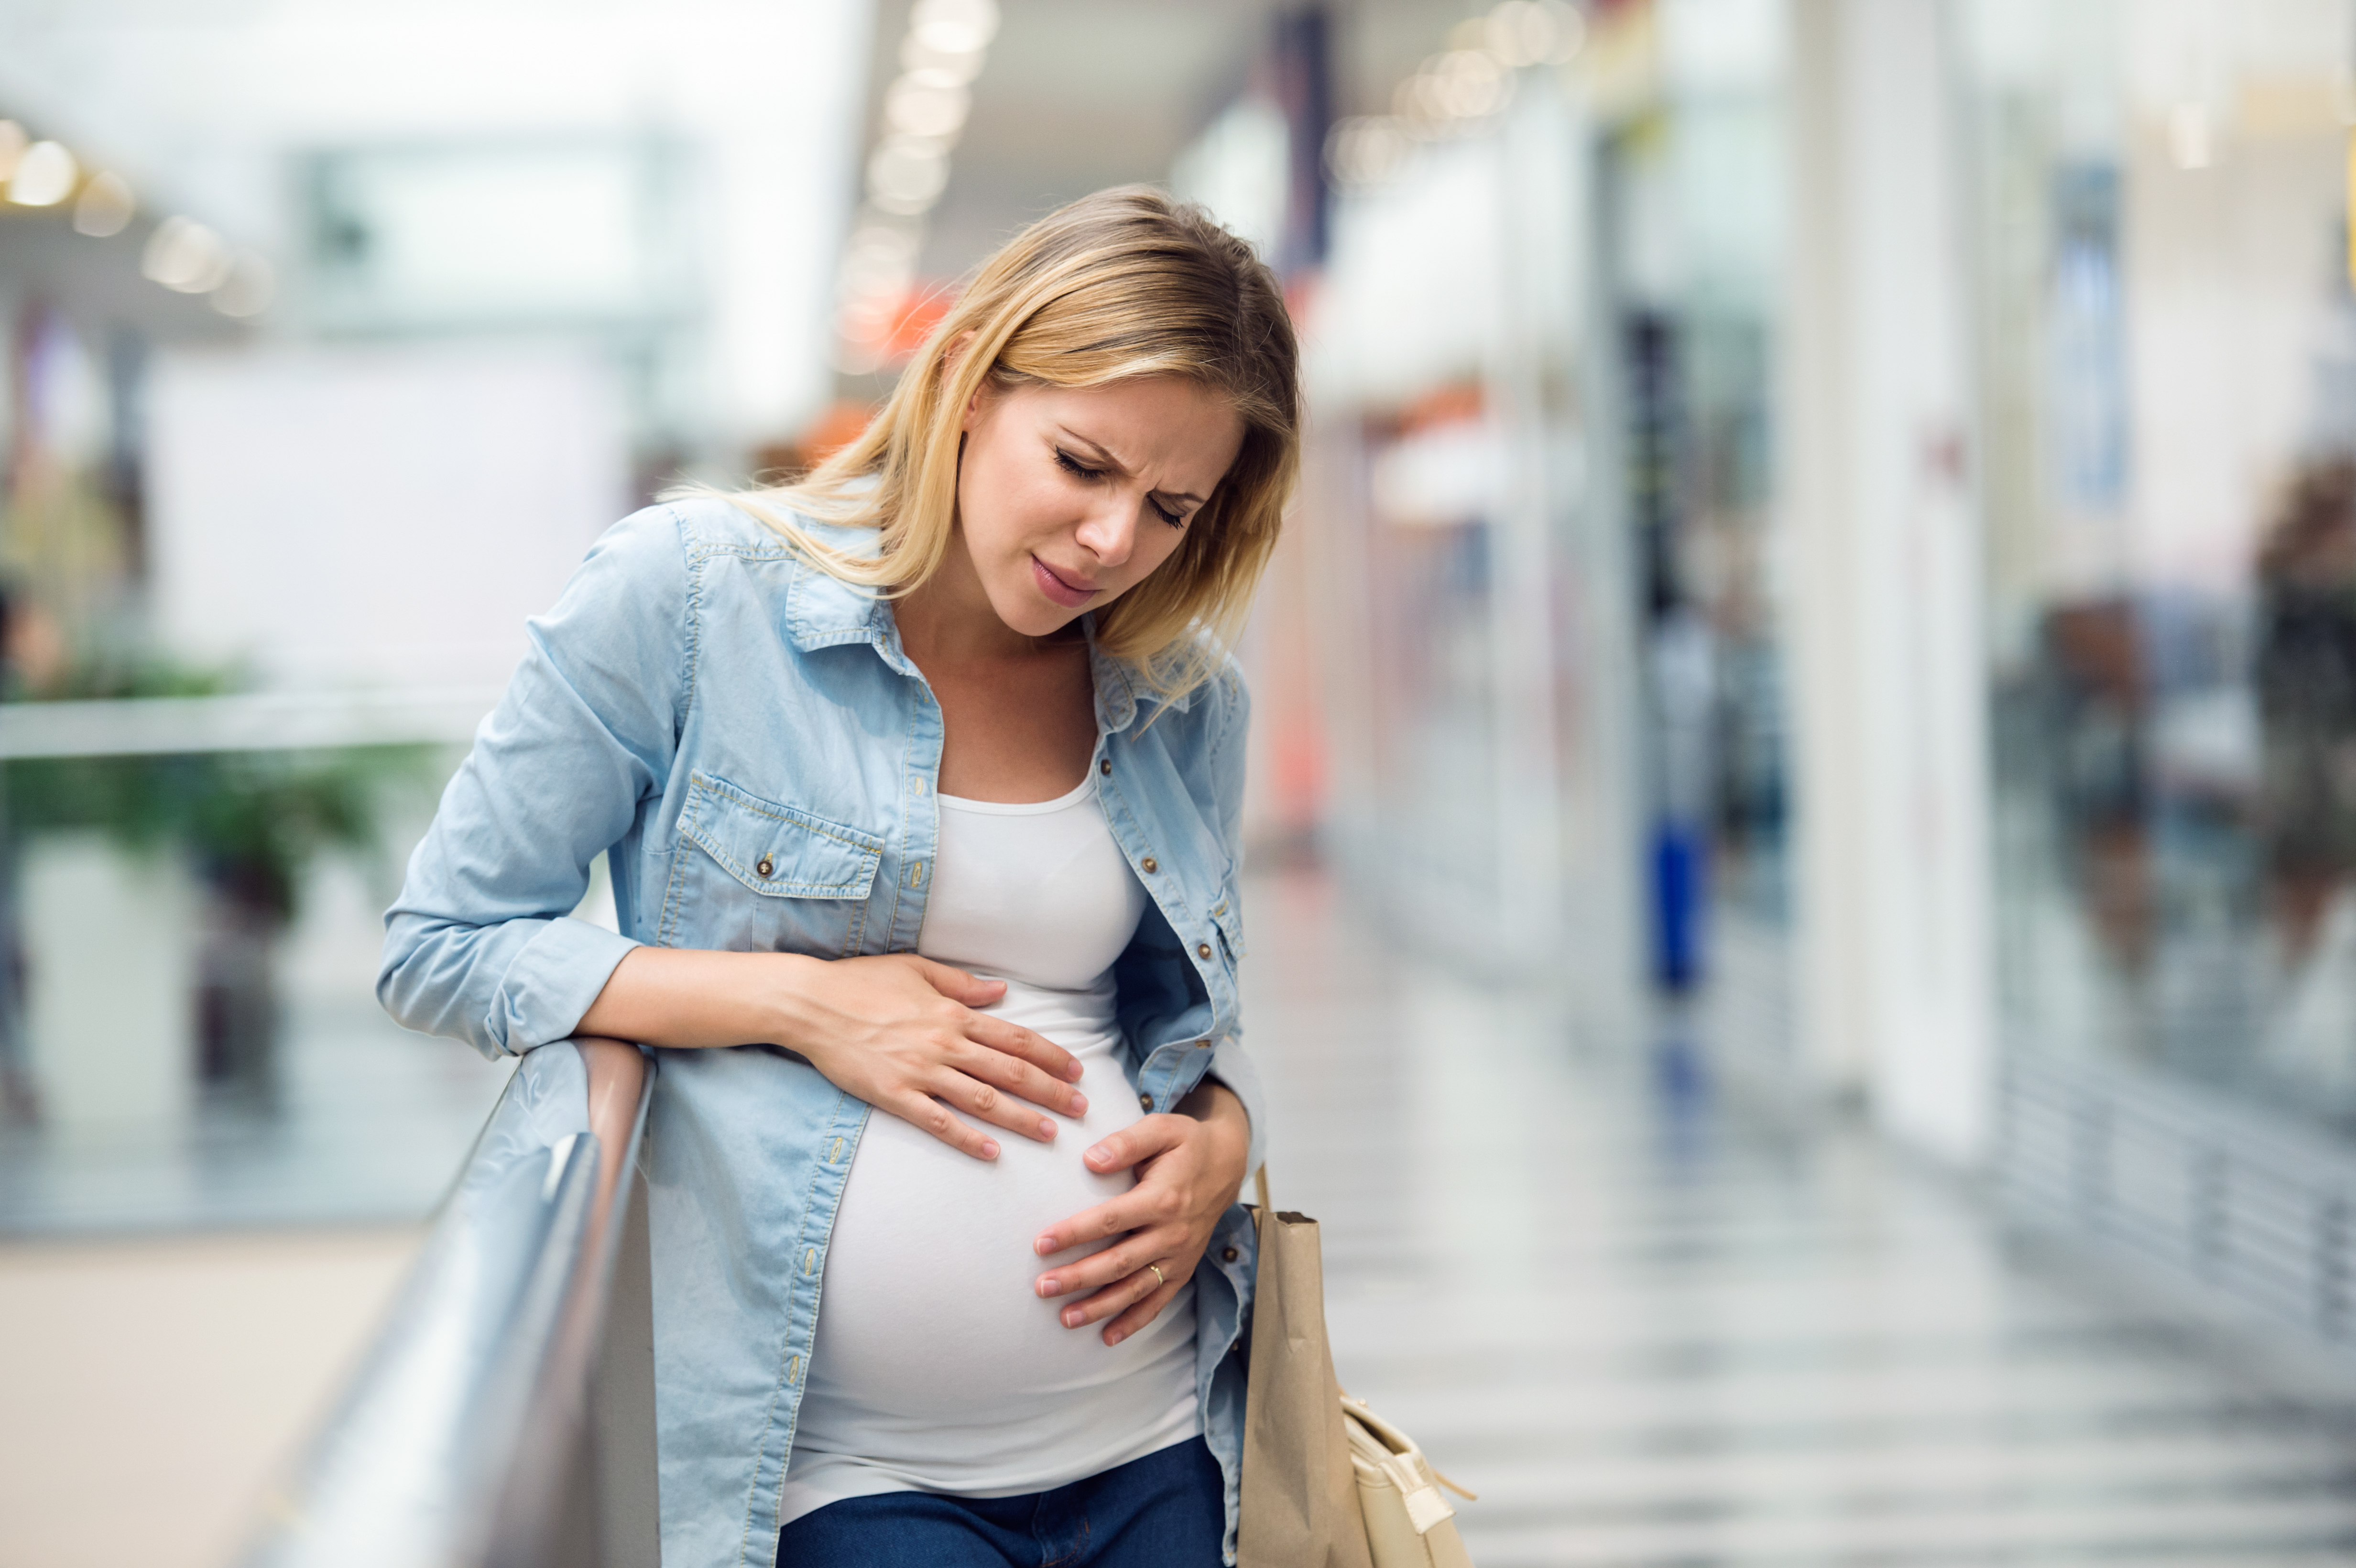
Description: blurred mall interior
10,0,2356,1562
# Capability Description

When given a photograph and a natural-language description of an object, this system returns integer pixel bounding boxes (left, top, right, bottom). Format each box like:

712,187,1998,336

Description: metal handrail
240,1037,659,1568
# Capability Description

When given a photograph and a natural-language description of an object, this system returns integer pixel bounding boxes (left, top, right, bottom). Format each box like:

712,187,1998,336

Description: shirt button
1222,1246,1239,1263
755,856,774,879
1099,758,1112,776
1197,942,1213,960
1139,1092,1154,1112
1141,856,1158,874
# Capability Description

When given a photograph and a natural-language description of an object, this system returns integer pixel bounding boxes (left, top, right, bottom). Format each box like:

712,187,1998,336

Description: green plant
5,664,436,924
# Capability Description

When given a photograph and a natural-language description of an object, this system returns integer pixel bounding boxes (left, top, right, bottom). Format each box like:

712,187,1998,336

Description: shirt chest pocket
662,773,885,958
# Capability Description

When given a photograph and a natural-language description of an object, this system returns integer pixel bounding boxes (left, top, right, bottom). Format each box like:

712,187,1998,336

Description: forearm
575,946,810,1049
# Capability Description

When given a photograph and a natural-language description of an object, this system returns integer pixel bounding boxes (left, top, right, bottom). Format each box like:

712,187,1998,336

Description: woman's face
955,374,1244,638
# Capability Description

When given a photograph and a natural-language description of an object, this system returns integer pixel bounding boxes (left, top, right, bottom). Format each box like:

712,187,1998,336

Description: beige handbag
1237,1168,1476,1568
1341,1392,1475,1568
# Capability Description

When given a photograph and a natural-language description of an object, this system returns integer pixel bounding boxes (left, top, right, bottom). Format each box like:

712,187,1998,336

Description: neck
895,527,1074,669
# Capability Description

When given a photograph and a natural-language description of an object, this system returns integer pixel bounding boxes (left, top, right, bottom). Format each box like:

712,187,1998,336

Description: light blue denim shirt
379,497,1267,1568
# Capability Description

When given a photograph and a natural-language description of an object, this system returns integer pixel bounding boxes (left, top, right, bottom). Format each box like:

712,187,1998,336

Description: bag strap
1253,1163,1271,1213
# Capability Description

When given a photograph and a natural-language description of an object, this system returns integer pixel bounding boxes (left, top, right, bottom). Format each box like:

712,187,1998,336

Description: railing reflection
240,1037,657,1568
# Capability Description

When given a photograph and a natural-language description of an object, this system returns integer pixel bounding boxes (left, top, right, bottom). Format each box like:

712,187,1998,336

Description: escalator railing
240,1037,658,1568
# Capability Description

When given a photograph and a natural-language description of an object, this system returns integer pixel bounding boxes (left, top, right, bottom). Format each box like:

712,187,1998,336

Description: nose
1073,496,1139,570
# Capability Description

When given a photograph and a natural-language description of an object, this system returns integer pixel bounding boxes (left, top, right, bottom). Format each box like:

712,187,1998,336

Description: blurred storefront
1585,0,1792,1057
1241,5,1648,1048
1218,0,1796,1054
1962,0,2356,1121
1953,0,2356,1336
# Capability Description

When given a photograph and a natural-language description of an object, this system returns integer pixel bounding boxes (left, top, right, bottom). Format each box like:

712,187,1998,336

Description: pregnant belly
800,1030,1200,1444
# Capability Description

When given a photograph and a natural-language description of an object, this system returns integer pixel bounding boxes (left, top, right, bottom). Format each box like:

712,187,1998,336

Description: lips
1030,555,1099,608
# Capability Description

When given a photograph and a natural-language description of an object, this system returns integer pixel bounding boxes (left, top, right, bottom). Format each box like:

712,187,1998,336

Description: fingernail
981,1139,999,1159
1086,1147,1110,1167
1037,1276,1060,1297
1038,1118,1056,1139
1068,1094,1088,1114
1105,1328,1125,1346
1034,1235,1057,1256
1067,1061,1085,1081
1063,1308,1084,1328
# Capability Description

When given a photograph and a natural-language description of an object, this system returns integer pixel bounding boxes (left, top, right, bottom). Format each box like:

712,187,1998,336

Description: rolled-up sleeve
378,506,690,1059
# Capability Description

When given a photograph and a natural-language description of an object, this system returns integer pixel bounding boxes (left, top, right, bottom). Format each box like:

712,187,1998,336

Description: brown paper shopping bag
1236,1171,1375,1568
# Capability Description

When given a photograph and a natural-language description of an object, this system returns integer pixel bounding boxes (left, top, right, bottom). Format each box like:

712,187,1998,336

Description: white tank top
779,773,1201,1526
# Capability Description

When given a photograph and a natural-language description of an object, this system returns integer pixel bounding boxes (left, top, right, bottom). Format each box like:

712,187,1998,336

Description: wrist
760,952,830,1054
1181,1080,1251,1192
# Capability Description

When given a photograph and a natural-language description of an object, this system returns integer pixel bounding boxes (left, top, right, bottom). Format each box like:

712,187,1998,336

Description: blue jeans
775,1437,1226,1567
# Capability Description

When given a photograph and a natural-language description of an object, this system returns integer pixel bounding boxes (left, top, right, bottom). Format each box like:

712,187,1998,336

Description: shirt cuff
490,915,644,1056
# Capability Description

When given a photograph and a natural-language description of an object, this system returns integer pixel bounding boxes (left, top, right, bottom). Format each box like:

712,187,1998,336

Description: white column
1782,0,1996,1162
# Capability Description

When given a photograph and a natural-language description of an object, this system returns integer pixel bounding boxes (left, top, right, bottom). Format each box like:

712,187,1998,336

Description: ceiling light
885,76,971,142
1427,50,1511,120
72,171,133,237
0,122,24,183
2169,102,2214,170
1325,117,1416,187
1483,2,1545,67
909,0,998,58
1483,0,1584,68
901,36,985,84
142,216,233,293
840,222,921,288
867,139,949,214
9,140,78,207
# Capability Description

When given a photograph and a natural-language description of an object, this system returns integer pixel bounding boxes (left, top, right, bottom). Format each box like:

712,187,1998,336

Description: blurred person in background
379,188,1297,1568
2256,453,2356,971
2042,597,2155,974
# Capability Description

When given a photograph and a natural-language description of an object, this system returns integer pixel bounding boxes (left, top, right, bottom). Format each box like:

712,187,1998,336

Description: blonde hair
722,185,1299,701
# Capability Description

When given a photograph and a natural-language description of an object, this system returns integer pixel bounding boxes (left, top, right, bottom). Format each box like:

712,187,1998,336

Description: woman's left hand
1031,1080,1252,1346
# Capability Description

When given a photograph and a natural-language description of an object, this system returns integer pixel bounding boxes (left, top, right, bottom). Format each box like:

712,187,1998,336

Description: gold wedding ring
1146,1262,1167,1288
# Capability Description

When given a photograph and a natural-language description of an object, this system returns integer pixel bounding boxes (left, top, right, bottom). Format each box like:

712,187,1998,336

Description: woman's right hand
579,946,1086,1159
771,952,1087,1159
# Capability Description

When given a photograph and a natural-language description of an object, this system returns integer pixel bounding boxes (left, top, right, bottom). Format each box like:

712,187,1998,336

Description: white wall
146,344,628,692
1784,0,1998,1162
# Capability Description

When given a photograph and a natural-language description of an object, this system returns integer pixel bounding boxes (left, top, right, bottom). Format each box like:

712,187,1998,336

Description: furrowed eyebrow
1058,429,1206,507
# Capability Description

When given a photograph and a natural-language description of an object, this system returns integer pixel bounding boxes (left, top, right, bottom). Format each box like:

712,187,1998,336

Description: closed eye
1058,447,1187,530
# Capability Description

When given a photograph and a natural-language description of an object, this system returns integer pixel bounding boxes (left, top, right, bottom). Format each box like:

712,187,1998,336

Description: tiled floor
1246,868,2356,1567
0,1224,423,1568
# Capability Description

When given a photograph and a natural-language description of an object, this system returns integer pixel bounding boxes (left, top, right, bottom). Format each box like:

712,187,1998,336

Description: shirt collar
782,521,891,652
780,524,1191,732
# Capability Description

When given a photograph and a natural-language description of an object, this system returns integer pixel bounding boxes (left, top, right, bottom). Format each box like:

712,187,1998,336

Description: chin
991,585,1081,639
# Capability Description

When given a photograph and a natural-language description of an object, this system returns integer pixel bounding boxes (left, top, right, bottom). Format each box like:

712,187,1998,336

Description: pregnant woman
378,187,1298,1568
